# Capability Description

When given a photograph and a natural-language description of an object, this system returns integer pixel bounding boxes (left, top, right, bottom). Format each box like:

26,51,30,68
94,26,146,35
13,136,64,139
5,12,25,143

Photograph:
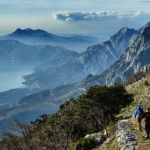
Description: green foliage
34,85,132,146
144,80,149,86
31,85,133,149
76,137,97,150
85,85,132,115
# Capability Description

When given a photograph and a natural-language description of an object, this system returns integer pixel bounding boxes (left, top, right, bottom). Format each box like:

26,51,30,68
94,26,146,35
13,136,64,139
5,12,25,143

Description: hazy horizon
0,0,150,37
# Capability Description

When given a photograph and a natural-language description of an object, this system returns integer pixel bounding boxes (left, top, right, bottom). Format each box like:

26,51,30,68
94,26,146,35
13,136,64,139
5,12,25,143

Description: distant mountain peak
142,21,150,29
14,28,24,33
16,28,22,31
111,27,138,40
7,28,57,38
141,23,150,39
10,28,32,36
13,28,45,34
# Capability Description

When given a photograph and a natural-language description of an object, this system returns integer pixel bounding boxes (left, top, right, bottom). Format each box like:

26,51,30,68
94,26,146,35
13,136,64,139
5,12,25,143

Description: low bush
76,137,97,150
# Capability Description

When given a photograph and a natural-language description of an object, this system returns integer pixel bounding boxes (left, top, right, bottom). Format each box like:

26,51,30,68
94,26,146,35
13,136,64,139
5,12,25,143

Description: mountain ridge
23,26,138,89
1,28,98,52
6,28,59,39
0,39,79,68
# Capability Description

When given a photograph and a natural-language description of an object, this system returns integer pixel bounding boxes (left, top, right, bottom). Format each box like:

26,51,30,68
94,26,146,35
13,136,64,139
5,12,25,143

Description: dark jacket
144,112,150,125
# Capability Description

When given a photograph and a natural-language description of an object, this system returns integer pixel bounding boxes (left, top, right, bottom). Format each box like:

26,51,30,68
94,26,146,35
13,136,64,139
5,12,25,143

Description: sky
0,0,150,39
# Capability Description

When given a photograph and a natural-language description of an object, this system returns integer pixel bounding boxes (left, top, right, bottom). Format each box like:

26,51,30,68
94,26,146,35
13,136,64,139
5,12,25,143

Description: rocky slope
97,74,150,150
81,22,150,87
105,23,150,84
24,27,138,89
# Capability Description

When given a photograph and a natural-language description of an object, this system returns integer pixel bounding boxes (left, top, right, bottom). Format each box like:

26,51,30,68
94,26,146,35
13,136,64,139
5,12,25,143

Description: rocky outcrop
85,132,107,146
104,22,150,85
116,119,138,150
80,22,150,87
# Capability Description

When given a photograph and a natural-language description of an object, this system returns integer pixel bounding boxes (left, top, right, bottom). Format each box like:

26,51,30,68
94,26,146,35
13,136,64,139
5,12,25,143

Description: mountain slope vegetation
0,85,133,150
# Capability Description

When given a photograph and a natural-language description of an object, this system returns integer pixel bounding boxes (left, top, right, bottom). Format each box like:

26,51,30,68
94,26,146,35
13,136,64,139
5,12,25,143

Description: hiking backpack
137,108,144,120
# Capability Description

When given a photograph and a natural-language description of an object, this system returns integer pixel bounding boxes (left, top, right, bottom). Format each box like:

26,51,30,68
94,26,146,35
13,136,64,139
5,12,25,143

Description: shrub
144,80,149,86
76,137,97,150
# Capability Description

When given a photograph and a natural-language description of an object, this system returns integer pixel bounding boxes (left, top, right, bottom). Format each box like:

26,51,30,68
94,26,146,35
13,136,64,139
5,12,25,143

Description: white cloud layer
53,11,150,21
0,0,150,36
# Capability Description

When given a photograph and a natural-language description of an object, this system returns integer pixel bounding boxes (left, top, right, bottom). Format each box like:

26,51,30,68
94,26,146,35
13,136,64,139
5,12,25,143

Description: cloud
53,11,117,21
53,11,150,21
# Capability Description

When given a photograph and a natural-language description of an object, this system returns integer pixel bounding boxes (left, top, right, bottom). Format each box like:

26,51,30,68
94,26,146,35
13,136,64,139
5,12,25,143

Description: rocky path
116,119,138,150
97,76,150,150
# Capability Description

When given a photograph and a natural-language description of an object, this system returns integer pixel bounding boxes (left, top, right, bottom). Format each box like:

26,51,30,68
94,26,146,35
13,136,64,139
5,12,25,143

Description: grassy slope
126,76,150,150
97,76,150,150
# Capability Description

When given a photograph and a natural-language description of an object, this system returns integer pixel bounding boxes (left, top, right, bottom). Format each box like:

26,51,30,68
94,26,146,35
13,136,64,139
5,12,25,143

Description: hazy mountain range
18,22,150,107
1,28,98,52
0,22,149,132
0,40,78,68
0,27,138,89
23,27,138,89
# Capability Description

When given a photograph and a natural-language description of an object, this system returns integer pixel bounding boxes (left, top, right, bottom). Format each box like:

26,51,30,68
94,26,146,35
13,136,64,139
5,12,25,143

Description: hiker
133,104,144,131
143,107,150,139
